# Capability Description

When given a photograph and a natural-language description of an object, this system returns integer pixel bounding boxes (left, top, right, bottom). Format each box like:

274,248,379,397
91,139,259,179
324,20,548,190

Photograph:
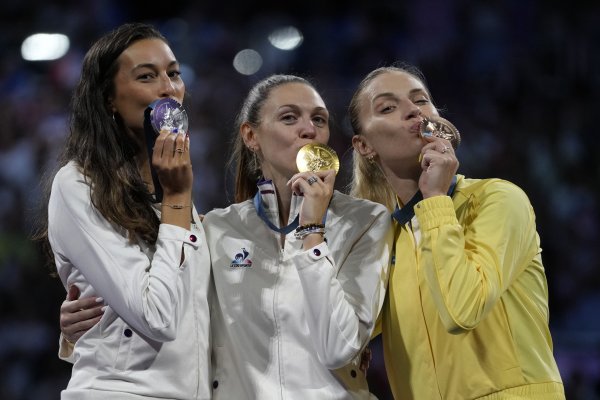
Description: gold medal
296,143,340,174
420,116,461,149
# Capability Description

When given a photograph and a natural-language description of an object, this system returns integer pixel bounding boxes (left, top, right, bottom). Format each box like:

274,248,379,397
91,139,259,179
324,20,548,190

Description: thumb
67,285,81,301
322,169,336,186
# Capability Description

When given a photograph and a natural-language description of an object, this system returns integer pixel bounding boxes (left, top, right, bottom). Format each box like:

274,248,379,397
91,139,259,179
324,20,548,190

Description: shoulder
331,191,390,220
51,161,89,200
332,190,388,211
204,199,254,224
53,161,84,185
458,176,529,201
455,175,534,216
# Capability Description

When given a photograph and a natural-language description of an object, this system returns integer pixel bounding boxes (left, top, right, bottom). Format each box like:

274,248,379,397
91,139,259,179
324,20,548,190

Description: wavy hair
34,23,168,272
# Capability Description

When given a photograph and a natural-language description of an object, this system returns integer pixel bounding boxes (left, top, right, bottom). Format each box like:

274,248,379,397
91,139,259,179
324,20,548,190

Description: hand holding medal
289,143,339,233
144,98,190,202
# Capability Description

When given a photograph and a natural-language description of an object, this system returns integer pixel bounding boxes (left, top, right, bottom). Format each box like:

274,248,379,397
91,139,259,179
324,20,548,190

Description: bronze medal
296,143,340,174
420,116,461,149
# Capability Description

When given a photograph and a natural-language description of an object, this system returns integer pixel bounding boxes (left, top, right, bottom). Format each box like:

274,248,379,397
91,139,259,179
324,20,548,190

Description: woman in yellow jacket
349,64,565,399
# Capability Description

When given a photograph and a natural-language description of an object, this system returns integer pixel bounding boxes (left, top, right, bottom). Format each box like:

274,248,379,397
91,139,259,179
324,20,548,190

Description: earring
367,154,375,163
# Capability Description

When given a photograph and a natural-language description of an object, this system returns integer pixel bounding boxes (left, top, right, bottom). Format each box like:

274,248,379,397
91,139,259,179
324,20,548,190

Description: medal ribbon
392,175,458,225
253,183,329,234
253,190,300,234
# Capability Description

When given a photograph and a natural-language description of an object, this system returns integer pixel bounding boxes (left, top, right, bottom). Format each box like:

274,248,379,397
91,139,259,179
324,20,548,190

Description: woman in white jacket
57,74,392,399
37,23,211,399
205,74,392,399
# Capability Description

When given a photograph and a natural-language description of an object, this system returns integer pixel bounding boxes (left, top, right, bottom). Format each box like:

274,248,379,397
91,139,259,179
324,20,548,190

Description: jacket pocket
95,309,159,372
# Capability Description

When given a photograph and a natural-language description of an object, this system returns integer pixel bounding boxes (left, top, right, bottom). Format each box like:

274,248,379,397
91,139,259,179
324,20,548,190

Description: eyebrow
132,60,179,71
277,104,329,114
371,88,428,104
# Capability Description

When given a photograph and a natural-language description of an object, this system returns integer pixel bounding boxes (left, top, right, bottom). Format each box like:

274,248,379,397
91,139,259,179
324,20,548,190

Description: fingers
418,137,459,198
152,130,193,196
153,130,190,166
63,314,104,343
288,170,335,226
60,294,105,343
66,284,80,301
419,137,454,162
287,169,335,196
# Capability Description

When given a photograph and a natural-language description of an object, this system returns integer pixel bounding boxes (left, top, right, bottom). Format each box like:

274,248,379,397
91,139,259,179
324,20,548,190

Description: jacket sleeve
292,205,393,369
48,168,196,342
58,334,75,363
415,180,540,333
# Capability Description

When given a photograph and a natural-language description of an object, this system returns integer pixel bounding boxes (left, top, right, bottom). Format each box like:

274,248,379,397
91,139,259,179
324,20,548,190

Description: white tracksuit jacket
204,180,393,399
49,161,211,400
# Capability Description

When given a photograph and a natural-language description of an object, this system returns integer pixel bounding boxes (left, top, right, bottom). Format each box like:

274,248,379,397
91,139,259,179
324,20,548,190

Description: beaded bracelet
294,223,326,240
295,223,325,232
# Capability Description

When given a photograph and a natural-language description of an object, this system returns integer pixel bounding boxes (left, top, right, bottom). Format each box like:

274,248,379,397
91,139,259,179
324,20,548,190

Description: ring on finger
441,145,450,154
175,148,184,153
307,176,318,185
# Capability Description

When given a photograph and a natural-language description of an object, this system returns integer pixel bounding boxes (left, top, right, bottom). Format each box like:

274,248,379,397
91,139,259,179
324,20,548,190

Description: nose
404,103,422,121
299,118,317,139
158,74,177,98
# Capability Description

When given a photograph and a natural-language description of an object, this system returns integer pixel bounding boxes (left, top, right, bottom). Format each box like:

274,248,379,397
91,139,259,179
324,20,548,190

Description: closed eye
137,73,156,81
281,114,298,124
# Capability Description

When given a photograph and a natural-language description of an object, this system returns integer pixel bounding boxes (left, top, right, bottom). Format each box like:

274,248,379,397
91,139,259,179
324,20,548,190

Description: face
354,70,438,175
243,82,330,180
109,38,184,135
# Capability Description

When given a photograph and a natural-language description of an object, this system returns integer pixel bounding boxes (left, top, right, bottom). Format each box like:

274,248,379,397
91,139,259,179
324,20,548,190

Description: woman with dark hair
349,64,565,399
204,74,392,399
37,23,211,399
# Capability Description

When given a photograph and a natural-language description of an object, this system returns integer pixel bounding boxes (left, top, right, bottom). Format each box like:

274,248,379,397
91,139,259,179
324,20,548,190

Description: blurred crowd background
1,0,598,399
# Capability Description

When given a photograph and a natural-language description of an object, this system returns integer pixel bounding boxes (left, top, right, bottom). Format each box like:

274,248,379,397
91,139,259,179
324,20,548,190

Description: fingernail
95,297,104,303
101,306,108,312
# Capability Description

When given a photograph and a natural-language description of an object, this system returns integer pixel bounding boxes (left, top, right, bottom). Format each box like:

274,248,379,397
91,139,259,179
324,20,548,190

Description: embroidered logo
230,248,253,268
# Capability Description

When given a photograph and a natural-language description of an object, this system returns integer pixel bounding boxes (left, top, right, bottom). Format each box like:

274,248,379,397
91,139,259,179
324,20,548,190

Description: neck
379,162,420,206
276,177,292,226
264,172,292,226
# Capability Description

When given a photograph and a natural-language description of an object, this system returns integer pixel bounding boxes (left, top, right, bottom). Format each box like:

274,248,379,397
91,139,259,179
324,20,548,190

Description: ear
352,134,376,158
107,98,117,114
241,122,259,152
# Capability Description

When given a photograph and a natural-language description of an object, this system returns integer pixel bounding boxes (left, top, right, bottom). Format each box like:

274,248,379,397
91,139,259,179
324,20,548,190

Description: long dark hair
34,23,168,272
228,74,315,203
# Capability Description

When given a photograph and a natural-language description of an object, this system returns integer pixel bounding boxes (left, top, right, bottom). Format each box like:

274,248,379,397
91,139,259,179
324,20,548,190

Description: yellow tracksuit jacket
382,175,565,399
